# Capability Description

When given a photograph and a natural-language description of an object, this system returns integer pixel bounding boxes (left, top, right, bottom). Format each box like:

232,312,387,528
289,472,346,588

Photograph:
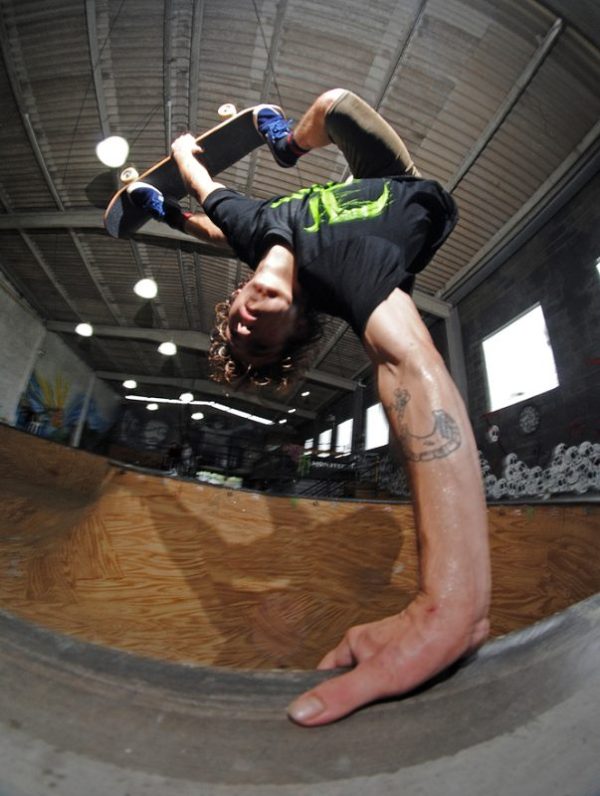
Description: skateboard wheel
218,103,237,119
120,167,139,184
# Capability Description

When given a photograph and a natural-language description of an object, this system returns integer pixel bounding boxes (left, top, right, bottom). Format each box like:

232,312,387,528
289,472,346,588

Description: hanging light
158,341,177,356
133,278,158,299
96,136,130,168
123,379,137,389
75,322,93,337
146,403,159,411
191,412,204,421
179,392,194,403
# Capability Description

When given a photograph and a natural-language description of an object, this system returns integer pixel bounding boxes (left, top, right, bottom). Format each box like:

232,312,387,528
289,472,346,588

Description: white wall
0,281,45,424
0,280,120,437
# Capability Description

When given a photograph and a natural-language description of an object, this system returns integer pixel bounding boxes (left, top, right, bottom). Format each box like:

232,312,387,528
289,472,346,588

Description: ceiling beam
0,210,232,255
0,209,104,230
302,369,356,392
47,320,357,391
445,17,564,194
188,1,204,129
442,118,600,301
373,0,427,110
46,321,210,350
85,0,110,140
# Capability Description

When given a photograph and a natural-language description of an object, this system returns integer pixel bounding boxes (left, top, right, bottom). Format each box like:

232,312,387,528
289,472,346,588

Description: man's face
226,275,298,367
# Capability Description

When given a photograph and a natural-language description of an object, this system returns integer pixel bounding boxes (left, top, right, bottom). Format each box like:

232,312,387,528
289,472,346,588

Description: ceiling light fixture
75,322,93,337
122,379,137,389
179,392,194,403
133,278,158,299
146,403,159,411
96,135,130,168
158,341,177,356
191,412,204,421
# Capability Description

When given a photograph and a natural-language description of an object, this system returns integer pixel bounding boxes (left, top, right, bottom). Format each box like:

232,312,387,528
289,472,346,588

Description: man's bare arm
288,288,490,725
170,134,229,248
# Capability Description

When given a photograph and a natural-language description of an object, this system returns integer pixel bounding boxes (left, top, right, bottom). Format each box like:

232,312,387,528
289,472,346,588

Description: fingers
287,657,393,727
316,637,355,670
171,134,203,157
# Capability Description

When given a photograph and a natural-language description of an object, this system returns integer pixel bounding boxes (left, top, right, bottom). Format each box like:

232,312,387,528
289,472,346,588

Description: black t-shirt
203,176,457,335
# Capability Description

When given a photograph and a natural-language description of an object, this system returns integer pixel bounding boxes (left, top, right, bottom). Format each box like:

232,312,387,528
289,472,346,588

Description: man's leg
258,88,420,178
324,90,420,178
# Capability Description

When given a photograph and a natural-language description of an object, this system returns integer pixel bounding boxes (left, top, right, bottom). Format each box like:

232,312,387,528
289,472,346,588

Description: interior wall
0,281,45,424
458,172,600,478
0,280,121,446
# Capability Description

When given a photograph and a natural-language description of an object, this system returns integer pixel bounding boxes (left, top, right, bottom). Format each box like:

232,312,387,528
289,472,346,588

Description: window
304,438,313,453
482,304,559,412
365,402,389,450
318,428,332,457
335,418,353,455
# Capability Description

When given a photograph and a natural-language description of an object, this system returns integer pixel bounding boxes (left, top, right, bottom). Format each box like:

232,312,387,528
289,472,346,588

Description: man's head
208,275,322,391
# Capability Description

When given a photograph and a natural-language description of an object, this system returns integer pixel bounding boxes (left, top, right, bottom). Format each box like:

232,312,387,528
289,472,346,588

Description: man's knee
324,90,420,179
315,88,348,118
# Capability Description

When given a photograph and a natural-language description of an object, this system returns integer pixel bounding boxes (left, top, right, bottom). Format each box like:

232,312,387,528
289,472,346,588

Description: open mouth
239,305,257,324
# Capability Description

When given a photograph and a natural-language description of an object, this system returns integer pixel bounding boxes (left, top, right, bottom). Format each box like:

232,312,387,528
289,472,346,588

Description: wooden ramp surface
0,424,598,669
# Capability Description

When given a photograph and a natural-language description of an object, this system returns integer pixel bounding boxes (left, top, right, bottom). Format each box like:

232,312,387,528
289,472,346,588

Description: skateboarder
128,89,491,728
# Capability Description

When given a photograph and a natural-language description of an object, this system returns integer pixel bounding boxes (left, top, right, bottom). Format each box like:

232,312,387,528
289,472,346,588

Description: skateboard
103,103,281,239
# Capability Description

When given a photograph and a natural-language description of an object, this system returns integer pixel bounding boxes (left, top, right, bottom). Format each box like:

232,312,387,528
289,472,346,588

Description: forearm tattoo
388,389,461,462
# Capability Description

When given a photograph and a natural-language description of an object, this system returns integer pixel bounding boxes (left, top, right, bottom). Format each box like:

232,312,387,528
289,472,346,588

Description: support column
71,373,96,448
351,383,365,453
445,306,469,403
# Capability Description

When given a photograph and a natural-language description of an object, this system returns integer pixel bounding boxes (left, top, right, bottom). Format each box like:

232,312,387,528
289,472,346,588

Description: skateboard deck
104,104,281,239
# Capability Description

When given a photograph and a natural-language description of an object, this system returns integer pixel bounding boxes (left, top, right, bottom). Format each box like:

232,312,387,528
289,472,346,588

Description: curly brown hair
208,278,323,392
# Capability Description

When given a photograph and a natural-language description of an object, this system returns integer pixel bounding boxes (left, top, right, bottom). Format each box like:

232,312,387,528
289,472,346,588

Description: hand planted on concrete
286,593,489,726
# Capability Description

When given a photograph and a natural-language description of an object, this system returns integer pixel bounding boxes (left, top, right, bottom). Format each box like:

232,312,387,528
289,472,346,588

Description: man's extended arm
288,287,491,726
170,135,230,247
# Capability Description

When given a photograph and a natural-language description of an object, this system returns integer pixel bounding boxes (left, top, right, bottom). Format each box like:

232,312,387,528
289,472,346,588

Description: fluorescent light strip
125,394,274,425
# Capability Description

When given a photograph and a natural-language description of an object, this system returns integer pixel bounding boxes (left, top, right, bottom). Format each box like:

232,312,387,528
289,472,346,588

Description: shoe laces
259,112,291,141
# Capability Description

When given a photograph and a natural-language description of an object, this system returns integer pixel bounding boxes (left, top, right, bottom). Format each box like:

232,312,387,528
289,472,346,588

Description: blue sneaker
254,104,298,168
127,182,187,230
127,182,166,220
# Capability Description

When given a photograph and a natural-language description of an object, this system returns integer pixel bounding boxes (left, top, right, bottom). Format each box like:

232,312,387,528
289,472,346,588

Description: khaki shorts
325,90,421,179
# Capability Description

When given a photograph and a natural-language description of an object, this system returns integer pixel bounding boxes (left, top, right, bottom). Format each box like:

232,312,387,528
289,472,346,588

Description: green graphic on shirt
270,180,392,232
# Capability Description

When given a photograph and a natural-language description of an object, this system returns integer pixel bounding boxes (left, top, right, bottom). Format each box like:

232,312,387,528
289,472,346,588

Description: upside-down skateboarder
127,89,491,727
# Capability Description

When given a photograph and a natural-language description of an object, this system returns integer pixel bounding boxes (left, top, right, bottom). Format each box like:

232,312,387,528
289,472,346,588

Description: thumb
287,659,387,727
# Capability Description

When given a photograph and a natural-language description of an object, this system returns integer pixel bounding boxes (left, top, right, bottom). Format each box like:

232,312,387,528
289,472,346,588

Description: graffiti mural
377,441,600,500
16,369,115,443
481,442,600,500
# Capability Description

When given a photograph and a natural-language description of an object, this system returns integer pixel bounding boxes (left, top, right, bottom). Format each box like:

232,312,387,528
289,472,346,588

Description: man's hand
287,594,489,726
169,134,223,205
171,133,203,161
